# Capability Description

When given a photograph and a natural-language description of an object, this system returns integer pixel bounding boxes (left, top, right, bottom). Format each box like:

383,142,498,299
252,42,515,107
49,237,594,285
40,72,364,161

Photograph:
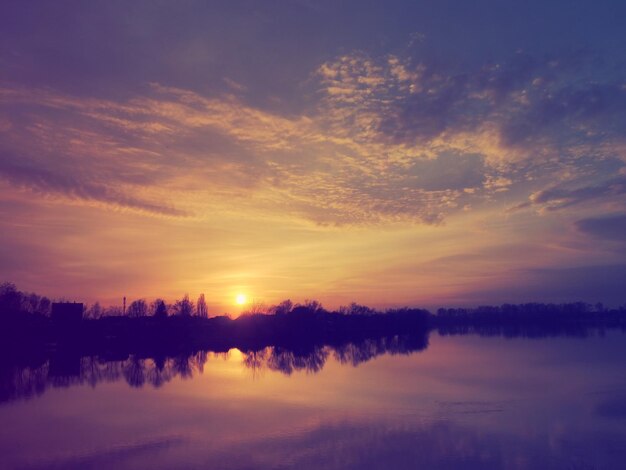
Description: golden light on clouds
1,13,624,310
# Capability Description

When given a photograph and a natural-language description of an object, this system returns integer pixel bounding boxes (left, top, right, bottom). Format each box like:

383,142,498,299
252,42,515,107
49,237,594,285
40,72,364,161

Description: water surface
1,331,625,469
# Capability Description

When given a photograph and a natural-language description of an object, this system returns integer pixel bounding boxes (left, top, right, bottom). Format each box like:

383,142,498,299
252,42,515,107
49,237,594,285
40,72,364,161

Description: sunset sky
1,1,625,312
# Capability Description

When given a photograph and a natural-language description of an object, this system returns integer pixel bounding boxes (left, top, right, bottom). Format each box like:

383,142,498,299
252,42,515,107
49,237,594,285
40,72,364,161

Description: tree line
2,281,626,323
96,293,207,319
0,281,408,320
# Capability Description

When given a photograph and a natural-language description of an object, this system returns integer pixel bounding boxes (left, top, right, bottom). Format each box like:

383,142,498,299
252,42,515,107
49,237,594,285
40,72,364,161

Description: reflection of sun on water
235,293,247,306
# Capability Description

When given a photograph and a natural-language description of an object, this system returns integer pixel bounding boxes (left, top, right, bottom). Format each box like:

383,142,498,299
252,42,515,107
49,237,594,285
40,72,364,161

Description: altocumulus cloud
0,47,624,225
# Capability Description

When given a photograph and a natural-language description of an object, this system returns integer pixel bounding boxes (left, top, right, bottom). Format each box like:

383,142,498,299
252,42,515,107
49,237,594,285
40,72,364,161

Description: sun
235,293,248,306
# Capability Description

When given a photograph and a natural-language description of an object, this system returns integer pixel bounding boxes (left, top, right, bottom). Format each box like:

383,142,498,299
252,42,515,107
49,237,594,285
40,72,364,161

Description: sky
1,0,625,312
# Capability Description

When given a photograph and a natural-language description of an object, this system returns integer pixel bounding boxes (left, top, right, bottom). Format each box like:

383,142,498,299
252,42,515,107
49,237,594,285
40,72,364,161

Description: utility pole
123,296,126,316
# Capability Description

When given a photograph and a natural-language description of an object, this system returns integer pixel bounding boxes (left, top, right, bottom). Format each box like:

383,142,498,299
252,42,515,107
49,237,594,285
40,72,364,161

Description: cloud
575,214,626,241
500,81,626,147
404,153,485,191
0,47,624,226
0,152,188,217
515,175,626,212
0,81,491,225
377,72,472,143
317,49,626,167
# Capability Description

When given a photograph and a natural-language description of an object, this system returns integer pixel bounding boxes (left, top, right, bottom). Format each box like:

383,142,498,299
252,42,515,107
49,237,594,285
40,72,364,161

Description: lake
1,331,625,469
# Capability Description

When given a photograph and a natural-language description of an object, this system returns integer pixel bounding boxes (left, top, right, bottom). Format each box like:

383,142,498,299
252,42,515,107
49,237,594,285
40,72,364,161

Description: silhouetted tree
152,298,168,318
244,301,267,315
86,302,103,319
127,299,148,318
292,299,324,315
37,296,51,316
0,282,22,315
196,294,208,318
103,305,123,317
303,299,323,313
340,302,376,315
24,293,40,314
174,294,194,316
270,299,293,315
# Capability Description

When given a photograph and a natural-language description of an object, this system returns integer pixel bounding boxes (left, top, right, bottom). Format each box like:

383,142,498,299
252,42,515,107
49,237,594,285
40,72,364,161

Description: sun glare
235,293,248,306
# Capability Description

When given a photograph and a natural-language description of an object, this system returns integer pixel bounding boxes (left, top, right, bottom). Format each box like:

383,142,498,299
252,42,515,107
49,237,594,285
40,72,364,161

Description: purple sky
1,1,625,312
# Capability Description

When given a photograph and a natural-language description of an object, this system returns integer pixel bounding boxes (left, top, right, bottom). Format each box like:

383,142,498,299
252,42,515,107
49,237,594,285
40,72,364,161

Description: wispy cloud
512,174,626,212
575,214,626,241
0,155,187,217
1,48,624,227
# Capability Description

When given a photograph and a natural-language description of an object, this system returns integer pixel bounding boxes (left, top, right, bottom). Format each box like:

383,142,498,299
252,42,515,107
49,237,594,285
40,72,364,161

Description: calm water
1,332,626,469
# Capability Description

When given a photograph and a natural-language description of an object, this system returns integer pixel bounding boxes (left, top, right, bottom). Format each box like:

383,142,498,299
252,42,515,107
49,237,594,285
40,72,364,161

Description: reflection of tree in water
332,335,428,368
242,347,330,377
5,363,49,402
0,351,211,404
172,354,192,379
240,335,429,376
145,356,173,388
333,340,383,367
242,349,268,379
81,357,104,388
0,321,598,402
192,351,208,374
267,346,329,375
1,335,430,398
123,357,146,388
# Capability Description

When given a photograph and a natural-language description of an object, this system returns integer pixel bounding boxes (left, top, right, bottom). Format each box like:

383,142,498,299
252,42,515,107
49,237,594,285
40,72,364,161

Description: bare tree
302,299,324,313
244,301,268,315
103,305,124,317
174,294,194,316
24,293,40,314
127,299,148,318
151,298,168,318
0,282,22,314
339,302,375,316
37,296,51,316
290,299,325,315
270,299,293,315
196,293,208,318
86,302,103,319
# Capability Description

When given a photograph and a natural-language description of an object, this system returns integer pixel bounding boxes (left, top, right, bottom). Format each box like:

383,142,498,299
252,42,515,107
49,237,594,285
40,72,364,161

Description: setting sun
235,293,248,306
